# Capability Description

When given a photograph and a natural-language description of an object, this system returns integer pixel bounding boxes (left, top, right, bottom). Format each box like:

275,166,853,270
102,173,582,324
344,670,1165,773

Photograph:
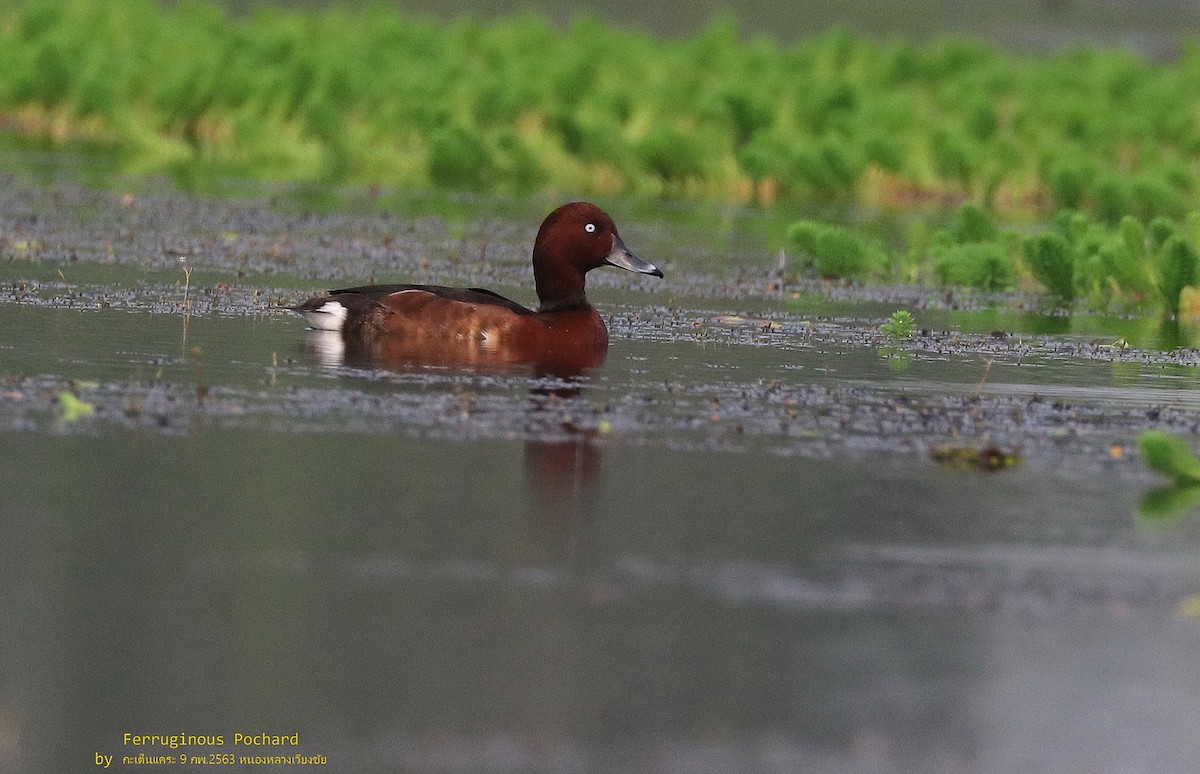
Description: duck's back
296,283,530,331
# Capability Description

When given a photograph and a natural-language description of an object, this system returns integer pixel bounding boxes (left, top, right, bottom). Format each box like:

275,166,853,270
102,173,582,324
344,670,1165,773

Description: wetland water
4,176,1200,772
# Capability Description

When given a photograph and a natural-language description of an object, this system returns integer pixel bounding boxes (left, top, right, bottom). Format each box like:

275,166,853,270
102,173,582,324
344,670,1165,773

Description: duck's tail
292,297,348,331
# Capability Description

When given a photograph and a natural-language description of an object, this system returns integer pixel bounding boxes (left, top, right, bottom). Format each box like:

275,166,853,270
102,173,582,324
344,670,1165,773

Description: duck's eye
584,223,596,233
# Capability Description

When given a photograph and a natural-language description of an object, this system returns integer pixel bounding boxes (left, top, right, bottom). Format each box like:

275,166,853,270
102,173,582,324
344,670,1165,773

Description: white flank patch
302,300,348,331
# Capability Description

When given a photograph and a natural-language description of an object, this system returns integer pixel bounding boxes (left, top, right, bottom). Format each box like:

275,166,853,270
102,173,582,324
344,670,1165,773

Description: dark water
6,429,1200,773
4,173,1200,771
4,294,1200,772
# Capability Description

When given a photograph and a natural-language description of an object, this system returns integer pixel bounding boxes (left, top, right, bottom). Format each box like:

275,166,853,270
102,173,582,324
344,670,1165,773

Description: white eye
584,223,596,233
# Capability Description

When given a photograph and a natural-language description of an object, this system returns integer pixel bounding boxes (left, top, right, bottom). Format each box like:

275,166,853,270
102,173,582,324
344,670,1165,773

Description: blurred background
215,0,1200,55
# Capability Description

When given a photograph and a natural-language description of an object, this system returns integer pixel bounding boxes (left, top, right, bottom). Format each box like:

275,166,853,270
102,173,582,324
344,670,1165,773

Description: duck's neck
538,292,593,313
535,266,591,313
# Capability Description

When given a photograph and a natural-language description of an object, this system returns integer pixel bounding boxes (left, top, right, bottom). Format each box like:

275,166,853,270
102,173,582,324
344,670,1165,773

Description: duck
294,202,663,371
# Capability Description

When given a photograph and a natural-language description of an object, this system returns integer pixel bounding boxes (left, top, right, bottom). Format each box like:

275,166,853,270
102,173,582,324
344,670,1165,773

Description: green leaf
880,310,915,341
1138,430,1200,482
1138,483,1200,521
57,391,96,423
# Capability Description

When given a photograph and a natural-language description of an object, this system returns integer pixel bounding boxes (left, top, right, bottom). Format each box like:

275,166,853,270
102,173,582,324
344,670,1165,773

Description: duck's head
532,202,662,312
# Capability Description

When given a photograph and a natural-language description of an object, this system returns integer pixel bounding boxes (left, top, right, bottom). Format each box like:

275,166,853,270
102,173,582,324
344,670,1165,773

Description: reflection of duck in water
294,202,662,373
523,381,605,525
525,432,604,524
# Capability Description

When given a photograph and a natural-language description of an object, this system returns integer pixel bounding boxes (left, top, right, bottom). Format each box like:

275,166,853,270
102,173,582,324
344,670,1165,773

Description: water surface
3,179,1200,773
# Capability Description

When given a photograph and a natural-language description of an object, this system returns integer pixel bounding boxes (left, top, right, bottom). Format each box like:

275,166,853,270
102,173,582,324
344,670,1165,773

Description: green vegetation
7,0,1200,315
786,202,1200,318
57,390,95,422
1022,232,1074,302
1139,430,1200,483
1138,430,1200,519
880,310,916,341
2,0,1200,219
786,219,887,279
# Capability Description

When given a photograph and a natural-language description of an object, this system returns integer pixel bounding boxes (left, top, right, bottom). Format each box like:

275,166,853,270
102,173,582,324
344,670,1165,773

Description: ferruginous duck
294,202,663,370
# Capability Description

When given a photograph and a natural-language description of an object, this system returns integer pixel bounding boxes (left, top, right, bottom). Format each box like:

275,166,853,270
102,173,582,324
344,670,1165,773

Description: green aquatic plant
922,202,1016,291
777,203,1200,315
928,127,976,190
1154,235,1199,317
57,391,95,422
635,126,714,185
1117,216,1145,257
1092,173,1133,224
428,124,494,189
1139,482,1200,520
1022,232,1075,302
932,242,1015,291
785,219,888,280
951,201,998,244
880,310,916,341
792,136,864,196
1139,430,1200,482
1046,159,1094,210
2,0,1200,215
1138,430,1200,520
1001,209,1200,313
1148,216,1177,249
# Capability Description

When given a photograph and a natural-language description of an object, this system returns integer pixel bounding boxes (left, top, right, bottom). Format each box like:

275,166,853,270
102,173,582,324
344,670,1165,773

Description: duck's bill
606,234,664,278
